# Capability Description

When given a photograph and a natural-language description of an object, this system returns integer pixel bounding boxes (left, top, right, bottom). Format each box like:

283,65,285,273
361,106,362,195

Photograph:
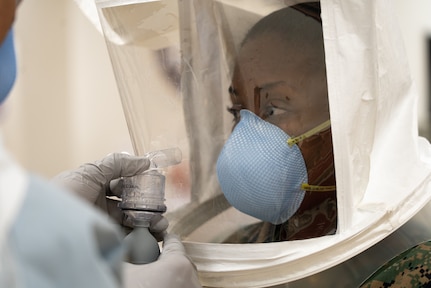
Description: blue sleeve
8,174,125,288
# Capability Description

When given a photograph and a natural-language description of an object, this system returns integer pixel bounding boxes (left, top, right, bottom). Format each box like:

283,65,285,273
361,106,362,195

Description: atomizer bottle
119,148,181,264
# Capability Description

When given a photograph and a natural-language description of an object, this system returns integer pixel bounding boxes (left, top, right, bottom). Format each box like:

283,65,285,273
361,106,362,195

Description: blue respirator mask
0,29,17,104
216,110,332,225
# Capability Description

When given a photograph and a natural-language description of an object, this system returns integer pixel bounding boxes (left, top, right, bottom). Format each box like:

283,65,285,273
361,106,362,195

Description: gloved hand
52,153,168,237
123,234,202,288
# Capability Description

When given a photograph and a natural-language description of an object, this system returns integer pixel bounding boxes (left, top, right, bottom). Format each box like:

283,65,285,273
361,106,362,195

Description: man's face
229,31,329,137
0,0,16,43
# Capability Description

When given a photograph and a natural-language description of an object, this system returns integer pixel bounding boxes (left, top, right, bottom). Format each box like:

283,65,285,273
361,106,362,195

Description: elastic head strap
287,119,331,147
301,183,336,192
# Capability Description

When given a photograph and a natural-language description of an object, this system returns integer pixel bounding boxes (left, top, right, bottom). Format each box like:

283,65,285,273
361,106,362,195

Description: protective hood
86,0,431,286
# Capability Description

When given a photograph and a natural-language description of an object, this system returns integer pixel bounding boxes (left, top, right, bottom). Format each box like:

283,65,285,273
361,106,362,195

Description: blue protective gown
0,138,125,288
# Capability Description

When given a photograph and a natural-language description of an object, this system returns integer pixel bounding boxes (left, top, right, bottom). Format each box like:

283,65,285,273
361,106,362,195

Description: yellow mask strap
301,183,336,192
287,120,331,147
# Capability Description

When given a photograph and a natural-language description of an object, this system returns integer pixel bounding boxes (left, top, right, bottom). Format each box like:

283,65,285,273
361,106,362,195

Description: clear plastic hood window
94,0,431,287
96,0,336,243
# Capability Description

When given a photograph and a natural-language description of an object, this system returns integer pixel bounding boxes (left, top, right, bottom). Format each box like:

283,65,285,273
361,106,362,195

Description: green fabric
360,241,431,288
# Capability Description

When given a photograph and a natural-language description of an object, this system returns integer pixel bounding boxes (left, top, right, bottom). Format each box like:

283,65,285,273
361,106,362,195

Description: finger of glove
123,261,202,288
52,153,150,203
123,262,148,288
150,214,169,234
123,235,202,288
98,153,151,183
160,234,197,271
159,234,187,258
158,234,201,288
149,214,169,241
52,169,101,203
108,179,123,197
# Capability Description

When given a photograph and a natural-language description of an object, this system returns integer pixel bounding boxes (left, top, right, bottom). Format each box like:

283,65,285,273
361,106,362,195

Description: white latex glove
52,153,169,237
123,234,202,288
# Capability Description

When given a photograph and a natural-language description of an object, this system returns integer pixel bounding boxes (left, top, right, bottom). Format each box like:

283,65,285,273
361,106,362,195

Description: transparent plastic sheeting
94,0,431,287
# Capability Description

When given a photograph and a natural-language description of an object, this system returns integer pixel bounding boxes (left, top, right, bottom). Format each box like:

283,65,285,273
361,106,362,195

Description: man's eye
227,104,242,123
262,105,285,119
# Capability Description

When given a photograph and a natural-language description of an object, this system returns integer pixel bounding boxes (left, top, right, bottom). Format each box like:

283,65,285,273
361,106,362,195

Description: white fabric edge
184,174,431,287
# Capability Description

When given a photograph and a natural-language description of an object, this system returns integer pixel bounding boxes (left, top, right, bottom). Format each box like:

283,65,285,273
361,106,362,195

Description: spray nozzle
144,147,182,169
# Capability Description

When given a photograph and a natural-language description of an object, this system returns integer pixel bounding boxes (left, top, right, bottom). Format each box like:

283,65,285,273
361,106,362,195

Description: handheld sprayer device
119,147,182,264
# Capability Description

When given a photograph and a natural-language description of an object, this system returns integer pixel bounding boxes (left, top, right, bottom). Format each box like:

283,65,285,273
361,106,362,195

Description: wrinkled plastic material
94,0,431,287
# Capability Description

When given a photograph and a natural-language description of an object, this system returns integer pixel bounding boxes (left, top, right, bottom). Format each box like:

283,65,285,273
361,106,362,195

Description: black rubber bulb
125,225,160,264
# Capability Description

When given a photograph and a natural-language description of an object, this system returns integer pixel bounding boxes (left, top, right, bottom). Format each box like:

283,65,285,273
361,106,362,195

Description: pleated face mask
216,110,332,225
